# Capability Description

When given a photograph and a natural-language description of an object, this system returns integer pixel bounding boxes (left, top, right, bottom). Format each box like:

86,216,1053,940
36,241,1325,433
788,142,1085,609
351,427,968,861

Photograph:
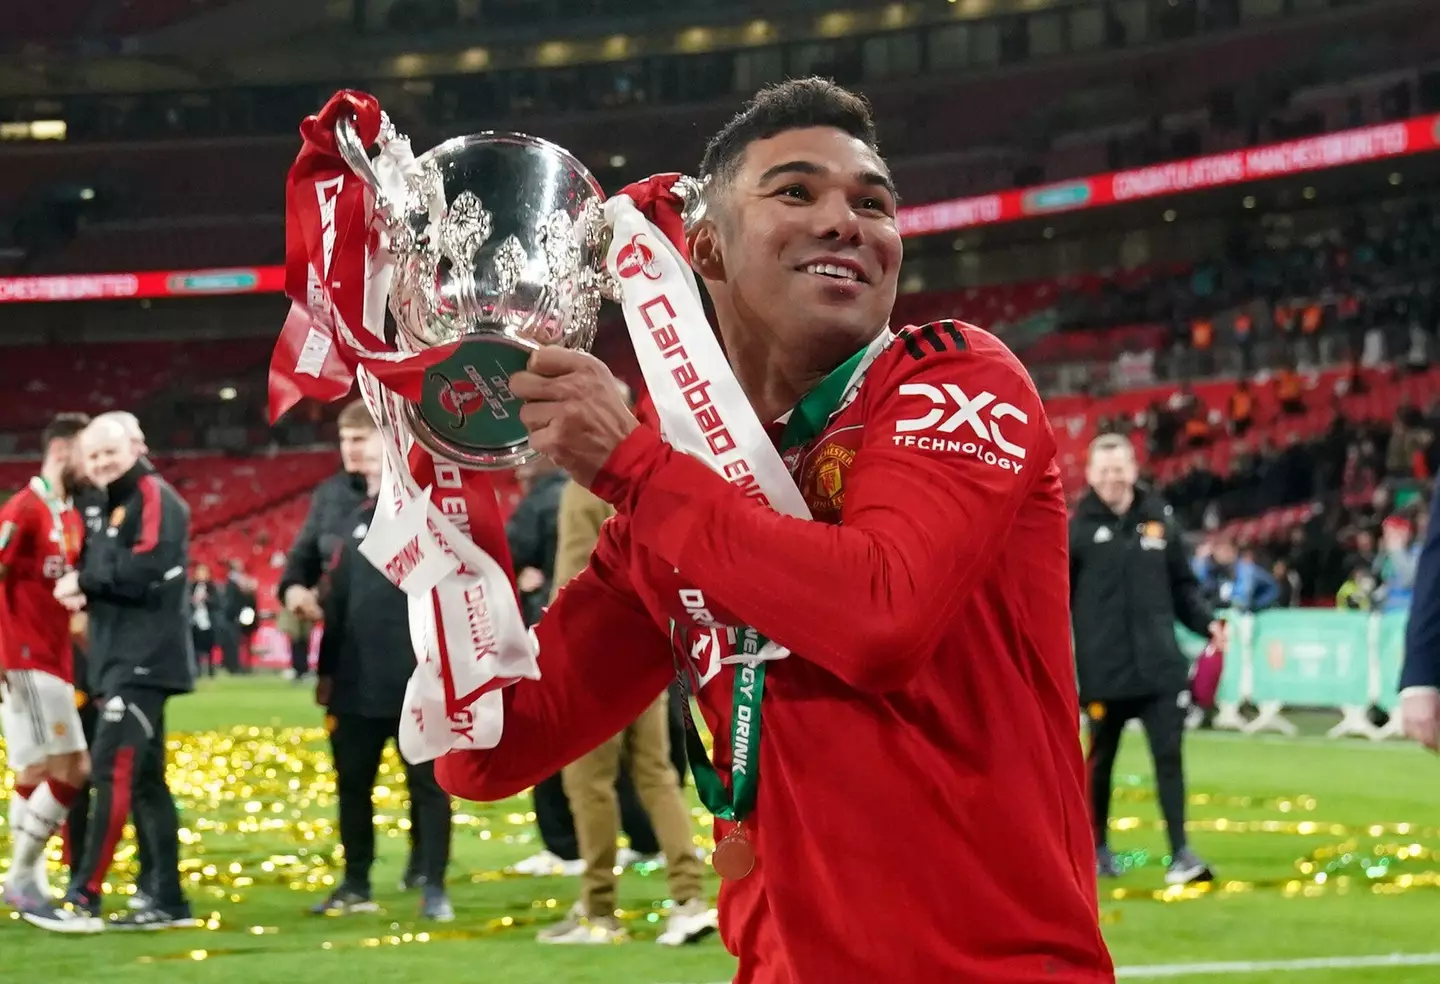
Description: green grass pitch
3,675,1439,983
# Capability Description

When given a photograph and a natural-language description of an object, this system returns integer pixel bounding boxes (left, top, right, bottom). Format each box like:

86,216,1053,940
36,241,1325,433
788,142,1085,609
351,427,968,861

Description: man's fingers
1402,714,1440,752
526,345,595,377
509,370,558,403
518,400,561,433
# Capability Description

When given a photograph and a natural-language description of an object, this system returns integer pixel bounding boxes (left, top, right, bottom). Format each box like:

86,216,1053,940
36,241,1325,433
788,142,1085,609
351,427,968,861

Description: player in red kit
436,80,1113,982
1,413,91,916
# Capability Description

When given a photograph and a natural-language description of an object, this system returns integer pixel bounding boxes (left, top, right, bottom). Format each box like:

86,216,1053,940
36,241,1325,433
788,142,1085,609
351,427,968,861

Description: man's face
339,426,373,474
49,437,84,488
707,126,902,346
1086,447,1136,511
65,436,92,488
360,431,385,485
84,428,137,488
1215,542,1238,566
1384,524,1412,551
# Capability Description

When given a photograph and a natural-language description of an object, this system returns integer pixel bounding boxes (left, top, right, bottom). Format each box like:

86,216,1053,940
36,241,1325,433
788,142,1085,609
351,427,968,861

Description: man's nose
812,191,863,245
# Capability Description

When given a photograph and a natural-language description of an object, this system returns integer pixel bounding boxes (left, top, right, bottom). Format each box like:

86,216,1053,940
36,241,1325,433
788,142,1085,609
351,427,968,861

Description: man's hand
54,571,86,612
315,675,333,708
1401,689,1440,753
70,611,89,647
510,347,639,488
1208,620,1228,650
55,570,80,600
517,567,546,594
284,584,323,622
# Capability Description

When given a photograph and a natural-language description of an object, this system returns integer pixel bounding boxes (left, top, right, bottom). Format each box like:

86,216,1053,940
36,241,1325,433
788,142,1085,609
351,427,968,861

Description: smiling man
26,415,195,934
436,79,1112,982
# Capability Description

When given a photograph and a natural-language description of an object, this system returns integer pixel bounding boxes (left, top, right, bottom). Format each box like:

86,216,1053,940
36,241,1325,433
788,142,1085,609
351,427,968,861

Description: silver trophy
334,113,614,470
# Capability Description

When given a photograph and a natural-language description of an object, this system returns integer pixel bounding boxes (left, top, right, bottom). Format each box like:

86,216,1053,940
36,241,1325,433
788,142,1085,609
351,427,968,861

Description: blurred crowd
1057,195,1440,392
1119,391,1438,610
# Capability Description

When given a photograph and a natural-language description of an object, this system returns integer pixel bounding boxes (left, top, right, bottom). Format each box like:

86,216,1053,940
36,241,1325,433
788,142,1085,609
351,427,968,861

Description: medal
668,344,875,890
711,829,755,881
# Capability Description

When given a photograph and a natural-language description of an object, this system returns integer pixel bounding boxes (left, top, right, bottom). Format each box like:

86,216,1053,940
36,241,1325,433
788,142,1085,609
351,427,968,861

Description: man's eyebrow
756,159,898,199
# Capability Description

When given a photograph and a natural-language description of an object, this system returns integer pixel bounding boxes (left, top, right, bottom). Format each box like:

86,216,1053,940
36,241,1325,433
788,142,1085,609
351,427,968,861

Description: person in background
505,454,669,878
536,439,714,946
1271,558,1303,607
278,400,373,620
1194,539,1280,612
507,457,568,625
66,411,154,911
216,560,257,671
1337,565,1378,611
0,414,91,917
211,563,245,674
1375,515,1420,612
189,564,217,677
32,416,195,932
309,426,454,921
1070,433,1221,886
278,400,428,888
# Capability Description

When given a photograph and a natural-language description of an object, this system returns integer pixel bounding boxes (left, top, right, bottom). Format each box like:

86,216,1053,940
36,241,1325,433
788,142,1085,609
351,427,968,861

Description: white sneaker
22,903,105,935
655,897,718,946
536,901,627,944
509,850,586,877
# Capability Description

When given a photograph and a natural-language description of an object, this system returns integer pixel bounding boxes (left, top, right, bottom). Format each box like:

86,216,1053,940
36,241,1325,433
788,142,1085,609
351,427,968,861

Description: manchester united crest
801,441,857,520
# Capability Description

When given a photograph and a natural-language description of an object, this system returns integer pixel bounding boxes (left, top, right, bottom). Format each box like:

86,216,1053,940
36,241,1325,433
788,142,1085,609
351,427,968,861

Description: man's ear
688,222,726,282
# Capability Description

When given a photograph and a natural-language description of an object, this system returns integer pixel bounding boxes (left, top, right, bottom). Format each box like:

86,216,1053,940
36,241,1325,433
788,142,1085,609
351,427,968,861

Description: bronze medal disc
712,832,756,881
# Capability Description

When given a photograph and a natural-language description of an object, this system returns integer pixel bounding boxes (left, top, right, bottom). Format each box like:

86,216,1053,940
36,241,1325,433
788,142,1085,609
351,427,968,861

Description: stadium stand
2,0,1438,620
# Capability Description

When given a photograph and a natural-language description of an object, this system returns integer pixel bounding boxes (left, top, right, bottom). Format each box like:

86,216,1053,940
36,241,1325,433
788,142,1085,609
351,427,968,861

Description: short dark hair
699,77,880,185
42,412,90,449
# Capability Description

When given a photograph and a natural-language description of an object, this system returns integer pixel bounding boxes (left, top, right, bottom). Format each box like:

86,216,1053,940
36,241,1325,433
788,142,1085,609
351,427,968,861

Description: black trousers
534,681,691,859
330,713,451,890
216,626,243,674
1086,692,1190,855
289,635,311,677
77,688,185,910
65,695,99,882
192,629,215,677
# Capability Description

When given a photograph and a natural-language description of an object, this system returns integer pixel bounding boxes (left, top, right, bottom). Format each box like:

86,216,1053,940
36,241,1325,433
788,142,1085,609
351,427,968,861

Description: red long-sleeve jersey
437,323,1113,983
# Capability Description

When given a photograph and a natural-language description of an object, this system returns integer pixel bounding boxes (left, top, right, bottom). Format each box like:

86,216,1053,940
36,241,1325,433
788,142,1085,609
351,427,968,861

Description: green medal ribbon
677,343,873,827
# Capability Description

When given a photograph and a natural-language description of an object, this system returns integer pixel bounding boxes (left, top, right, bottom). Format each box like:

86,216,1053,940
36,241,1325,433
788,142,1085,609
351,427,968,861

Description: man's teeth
802,263,860,281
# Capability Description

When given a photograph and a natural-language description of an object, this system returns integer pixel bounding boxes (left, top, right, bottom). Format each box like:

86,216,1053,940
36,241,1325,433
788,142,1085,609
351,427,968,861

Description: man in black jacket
280,401,432,888
310,471,454,921
1069,434,1223,887
65,415,157,912
278,400,373,621
32,415,195,932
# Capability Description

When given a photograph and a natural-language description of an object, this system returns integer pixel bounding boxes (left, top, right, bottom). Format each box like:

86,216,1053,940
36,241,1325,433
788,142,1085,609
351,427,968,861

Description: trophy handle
335,114,384,195
335,113,406,230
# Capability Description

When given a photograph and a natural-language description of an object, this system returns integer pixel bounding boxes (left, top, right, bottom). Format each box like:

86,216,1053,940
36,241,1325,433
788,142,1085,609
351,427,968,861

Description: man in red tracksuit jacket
437,78,1114,983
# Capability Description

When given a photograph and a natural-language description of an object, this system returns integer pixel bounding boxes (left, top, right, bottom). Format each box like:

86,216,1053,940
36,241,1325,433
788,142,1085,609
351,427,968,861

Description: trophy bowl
338,118,612,470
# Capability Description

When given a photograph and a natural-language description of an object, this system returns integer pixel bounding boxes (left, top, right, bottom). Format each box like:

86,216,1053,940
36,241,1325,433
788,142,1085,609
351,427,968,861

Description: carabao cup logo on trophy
333,114,615,469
